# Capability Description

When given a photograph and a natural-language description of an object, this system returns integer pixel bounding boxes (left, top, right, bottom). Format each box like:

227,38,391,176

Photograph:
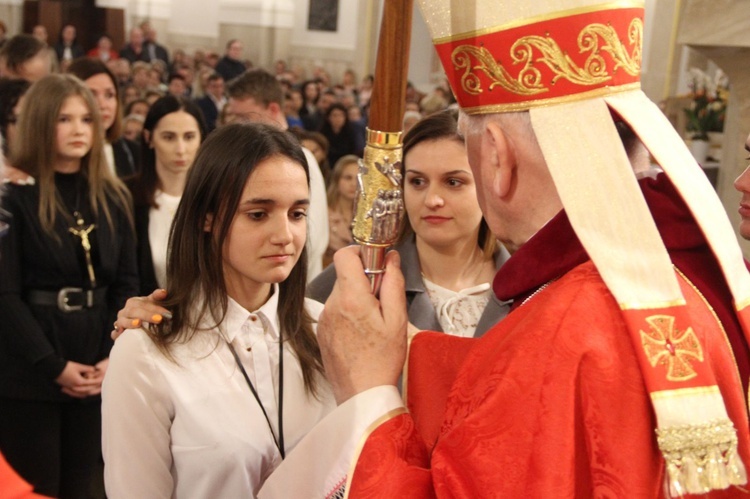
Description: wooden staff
352,0,414,293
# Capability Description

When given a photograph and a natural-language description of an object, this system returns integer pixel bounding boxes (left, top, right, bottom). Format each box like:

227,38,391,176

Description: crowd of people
2,3,750,497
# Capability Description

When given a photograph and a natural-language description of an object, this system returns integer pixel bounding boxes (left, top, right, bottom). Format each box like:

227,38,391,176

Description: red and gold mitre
419,0,750,495
431,2,643,113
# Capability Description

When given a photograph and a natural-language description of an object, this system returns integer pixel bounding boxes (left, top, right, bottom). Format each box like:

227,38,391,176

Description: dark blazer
144,41,169,65
119,44,149,64
214,56,246,83
112,137,141,178
195,95,220,132
53,42,85,62
0,180,138,401
307,235,511,337
124,179,159,296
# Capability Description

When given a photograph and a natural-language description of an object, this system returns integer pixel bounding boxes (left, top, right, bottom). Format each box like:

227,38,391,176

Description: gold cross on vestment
640,315,704,382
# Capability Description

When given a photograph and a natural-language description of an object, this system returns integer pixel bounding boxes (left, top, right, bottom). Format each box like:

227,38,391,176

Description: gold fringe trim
656,419,747,496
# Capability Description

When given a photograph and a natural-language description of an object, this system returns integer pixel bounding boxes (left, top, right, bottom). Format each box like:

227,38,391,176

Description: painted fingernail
132,319,141,327
162,311,173,319
151,314,163,324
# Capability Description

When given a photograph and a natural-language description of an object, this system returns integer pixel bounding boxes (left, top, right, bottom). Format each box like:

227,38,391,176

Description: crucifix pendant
68,211,97,287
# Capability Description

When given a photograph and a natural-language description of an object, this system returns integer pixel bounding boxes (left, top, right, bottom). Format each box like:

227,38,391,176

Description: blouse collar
220,283,281,343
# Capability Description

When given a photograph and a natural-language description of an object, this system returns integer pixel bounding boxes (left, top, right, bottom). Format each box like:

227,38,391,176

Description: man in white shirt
225,69,329,281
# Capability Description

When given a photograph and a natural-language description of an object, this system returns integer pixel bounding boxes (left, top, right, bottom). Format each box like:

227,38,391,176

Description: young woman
308,110,509,337
0,74,137,497
127,95,205,294
319,102,363,167
291,128,330,182
102,123,336,498
324,154,358,267
87,34,119,63
67,58,141,179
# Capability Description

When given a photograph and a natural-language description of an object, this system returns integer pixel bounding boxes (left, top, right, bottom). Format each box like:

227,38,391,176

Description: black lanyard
226,328,285,459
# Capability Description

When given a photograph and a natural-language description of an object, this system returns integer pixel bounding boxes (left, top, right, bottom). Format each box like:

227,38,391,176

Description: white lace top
422,277,492,338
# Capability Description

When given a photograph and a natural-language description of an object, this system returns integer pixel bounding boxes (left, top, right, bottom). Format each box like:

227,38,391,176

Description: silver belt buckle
57,287,84,312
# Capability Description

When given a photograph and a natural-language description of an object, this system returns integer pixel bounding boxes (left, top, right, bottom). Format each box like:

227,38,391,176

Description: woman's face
328,108,346,132
301,139,325,164
55,95,93,167
150,110,201,178
734,133,750,240
337,162,359,202
98,36,112,51
85,73,118,133
130,101,150,118
403,137,483,249
123,119,142,142
222,155,309,300
303,83,318,102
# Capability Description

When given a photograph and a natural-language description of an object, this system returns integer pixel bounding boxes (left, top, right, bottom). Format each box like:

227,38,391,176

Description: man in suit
195,73,225,132
119,27,148,64
139,21,170,67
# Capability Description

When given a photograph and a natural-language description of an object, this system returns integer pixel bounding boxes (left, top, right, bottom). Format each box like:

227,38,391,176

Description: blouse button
250,316,258,322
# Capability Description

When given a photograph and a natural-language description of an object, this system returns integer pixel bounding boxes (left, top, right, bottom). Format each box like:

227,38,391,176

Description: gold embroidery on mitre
451,18,642,96
640,315,704,381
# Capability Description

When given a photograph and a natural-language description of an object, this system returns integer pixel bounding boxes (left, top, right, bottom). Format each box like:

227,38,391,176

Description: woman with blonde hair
323,154,358,267
0,74,137,497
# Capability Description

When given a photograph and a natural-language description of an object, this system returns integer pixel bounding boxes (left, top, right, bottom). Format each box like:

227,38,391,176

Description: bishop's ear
485,121,515,199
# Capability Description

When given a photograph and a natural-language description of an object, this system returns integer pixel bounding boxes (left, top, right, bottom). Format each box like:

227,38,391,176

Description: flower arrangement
684,67,729,141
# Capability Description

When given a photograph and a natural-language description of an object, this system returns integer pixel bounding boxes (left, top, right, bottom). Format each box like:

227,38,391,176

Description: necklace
63,176,97,288
226,330,286,459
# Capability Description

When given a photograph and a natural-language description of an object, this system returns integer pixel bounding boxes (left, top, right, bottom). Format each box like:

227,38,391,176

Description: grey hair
460,110,539,152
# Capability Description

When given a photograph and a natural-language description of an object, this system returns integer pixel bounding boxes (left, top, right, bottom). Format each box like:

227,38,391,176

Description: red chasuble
349,174,750,497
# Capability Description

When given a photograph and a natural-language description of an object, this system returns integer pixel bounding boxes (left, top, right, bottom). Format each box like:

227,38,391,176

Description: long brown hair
150,123,323,395
400,109,496,258
10,74,133,236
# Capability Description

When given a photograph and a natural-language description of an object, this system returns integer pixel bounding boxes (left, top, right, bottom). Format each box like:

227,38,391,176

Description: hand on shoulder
2,165,34,185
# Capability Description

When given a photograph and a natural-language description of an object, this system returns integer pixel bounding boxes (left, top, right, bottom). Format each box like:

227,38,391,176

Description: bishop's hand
318,246,408,405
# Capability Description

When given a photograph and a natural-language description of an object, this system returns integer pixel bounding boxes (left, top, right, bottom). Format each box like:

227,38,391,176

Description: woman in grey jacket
307,110,509,337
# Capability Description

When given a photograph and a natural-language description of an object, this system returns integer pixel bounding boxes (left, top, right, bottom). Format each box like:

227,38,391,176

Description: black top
53,42,85,62
320,124,362,166
215,56,246,83
112,137,141,178
124,177,160,296
195,95,220,133
0,172,139,401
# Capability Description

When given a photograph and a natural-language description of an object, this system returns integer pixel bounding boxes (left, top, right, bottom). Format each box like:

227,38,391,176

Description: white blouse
148,191,181,288
102,287,335,498
422,278,492,338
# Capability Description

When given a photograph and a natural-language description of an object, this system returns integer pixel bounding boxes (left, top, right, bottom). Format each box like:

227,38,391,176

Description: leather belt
26,287,108,313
